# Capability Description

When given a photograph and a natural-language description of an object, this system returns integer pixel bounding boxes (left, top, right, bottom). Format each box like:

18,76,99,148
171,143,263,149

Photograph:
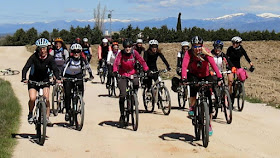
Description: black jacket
226,45,251,68
144,50,170,71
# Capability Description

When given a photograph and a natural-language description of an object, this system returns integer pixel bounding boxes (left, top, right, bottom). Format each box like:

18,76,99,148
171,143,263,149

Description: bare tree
94,2,106,32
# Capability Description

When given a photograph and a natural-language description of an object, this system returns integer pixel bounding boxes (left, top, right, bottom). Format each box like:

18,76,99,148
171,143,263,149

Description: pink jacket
182,48,222,79
113,50,149,77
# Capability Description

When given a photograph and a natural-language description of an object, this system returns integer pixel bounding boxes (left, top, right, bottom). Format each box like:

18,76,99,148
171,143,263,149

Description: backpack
171,77,180,92
237,68,248,81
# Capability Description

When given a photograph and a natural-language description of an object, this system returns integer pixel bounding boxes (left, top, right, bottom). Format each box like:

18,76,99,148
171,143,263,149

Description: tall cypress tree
176,12,182,32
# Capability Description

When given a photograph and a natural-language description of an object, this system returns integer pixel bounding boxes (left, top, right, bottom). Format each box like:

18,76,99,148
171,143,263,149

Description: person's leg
228,73,234,94
63,81,72,121
28,88,37,123
132,76,139,94
106,65,113,87
43,86,52,125
118,78,127,127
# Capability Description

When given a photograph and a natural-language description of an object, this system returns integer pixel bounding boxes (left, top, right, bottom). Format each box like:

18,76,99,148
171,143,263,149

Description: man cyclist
106,42,121,88
62,43,94,121
22,38,61,126
50,37,69,74
81,37,93,63
113,39,149,128
181,36,222,136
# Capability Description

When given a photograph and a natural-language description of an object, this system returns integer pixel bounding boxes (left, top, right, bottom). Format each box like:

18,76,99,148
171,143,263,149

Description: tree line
1,24,280,46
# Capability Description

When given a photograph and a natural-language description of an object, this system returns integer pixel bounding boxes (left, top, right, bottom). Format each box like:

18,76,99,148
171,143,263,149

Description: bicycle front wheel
75,94,85,131
36,101,47,145
9,70,20,75
223,89,232,124
159,85,171,115
177,88,186,109
51,85,59,116
142,87,155,113
201,102,210,148
131,94,139,131
237,82,245,111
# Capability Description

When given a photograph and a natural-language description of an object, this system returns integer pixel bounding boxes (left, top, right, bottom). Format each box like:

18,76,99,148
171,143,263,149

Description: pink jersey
181,48,222,79
113,50,149,77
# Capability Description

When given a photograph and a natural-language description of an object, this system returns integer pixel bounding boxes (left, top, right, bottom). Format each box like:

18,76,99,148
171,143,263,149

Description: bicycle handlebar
62,77,90,82
27,80,55,86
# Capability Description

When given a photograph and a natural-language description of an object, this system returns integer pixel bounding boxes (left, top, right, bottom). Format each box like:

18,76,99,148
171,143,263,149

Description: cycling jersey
211,50,234,72
226,45,251,68
82,43,91,54
22,52,60,81
63,57,93,77
98,45,112,60
177,51,185,68
50,48,69,66
144,49,170,71
181,48,222,79
107,49,121,65
113,49,148,77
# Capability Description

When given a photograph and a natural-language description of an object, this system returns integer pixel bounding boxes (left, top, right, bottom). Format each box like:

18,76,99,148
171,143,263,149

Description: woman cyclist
176,41,190,76
143,39,171,90
22,38,61,126
181,36,222,136
50,37,69,74
134,39,145,55
98,38,112,74
113,39,149,128
62,43,94,121
226,36,254,95
81,37,93,63
106,42,121,88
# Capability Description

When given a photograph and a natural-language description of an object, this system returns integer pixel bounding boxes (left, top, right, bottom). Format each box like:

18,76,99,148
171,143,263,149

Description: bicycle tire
223,89,232,124
212,91,219,119
51,85,59,116
75,94,85,131
177,89,186,109
142,87,155,113
100,72,105,84
194,103,201,141
36,101,47,145
237,82,245,111
124,97,130,127
131,94,139,131
159,85,171,115
201,102,210,148
10,70,20,75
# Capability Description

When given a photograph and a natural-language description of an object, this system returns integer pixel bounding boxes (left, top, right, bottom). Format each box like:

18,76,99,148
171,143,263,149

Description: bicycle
231,68,246,111
142,69,171,115
212,71,233,124
0,68,20,76
185,80,212,148
177,82,189,109
98,59,107,84
122,75,139,131
25,80,53,145
108,75,118,97
63,77,89,131
51,82,65,116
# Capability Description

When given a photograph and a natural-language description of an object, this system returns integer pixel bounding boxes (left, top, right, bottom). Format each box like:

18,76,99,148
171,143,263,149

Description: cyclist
143,39,171,90
62,43,94,121
22,38,61,126
134,39,145,55
181,36,222,136
81,38,93,63
75,37,82,45
176,41,190,76
226,36,254,95
106,42,121,88
98,38,112,74
113,39,149,127
50,37,69,74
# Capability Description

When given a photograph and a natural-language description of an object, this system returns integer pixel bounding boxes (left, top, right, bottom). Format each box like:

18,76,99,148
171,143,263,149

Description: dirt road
0,46,280,158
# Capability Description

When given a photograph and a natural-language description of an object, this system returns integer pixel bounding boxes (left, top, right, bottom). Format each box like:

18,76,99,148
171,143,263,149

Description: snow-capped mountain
1,13,280,34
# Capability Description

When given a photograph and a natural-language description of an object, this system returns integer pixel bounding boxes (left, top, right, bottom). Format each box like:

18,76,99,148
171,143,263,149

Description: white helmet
47,42,51,46
181,41,190,47
136,39,143,43
231,36,242,43
83,38,88,42
102,38,108,43
70,43,83,51
35,38,49,47
149,39,158,45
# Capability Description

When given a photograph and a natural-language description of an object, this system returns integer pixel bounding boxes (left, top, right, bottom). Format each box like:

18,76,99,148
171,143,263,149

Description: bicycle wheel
237,82,245,111
124,97,130,127
36,101,47,145
131,94,139,131
159,85,171,115
212,92,219,119
75,94,85,131
177,87,186,109
142,87,155,113
223,89,232,124
194,103,201,141
51,85,59,116
10,70,20,75
100,72,105,84
201,102,210,148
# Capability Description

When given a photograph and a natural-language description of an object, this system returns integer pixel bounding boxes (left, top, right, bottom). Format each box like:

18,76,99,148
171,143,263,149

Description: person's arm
98,45,102,60
134,50,149,71
222,53,234,69
89,44,93,56
113,51,122,72
22,55,33,80
241,47,253,66
181,52,190,79
207,56,222,78
159,53,170,69
143,51,148,62
107,51,112,64
49,56,61,80
64,49,69,60
83,59,93,78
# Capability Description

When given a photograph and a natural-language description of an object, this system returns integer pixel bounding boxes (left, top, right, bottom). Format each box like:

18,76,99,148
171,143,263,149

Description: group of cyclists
21,35,254,139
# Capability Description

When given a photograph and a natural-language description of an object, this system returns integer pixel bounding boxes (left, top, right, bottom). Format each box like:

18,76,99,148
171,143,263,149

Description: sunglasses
72,50,81,54
193,45,202,48
151,45,158,48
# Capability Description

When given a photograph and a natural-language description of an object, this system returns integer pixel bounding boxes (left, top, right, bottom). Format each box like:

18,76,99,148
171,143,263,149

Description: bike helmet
122,39,133,48
83,38,88,42
181,41,190,47
191,36,203,45
35,38,49,48
149,39,158,45
112,41,119,46
136,39,143,43
47,42,51,46
213,40,224,49
70,43,83,51
54,37,64,42
231,36,242,43
102,38,108,43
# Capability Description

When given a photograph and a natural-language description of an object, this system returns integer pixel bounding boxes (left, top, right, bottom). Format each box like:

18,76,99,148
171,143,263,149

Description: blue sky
0,0,280,24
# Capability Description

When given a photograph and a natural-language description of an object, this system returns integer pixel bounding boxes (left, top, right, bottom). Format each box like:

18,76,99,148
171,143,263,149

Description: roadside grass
245,95,263,103
0,79,21,158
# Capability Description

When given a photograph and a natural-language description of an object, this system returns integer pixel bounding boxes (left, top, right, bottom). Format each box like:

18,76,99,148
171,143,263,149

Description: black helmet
191,36,203,45
213,40,224,49
123,39,133,48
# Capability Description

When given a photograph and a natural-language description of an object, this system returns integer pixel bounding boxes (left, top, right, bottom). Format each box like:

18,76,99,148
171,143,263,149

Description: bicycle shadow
212,118,227,124
90,81,100,84
171,106,189,112
11,133,49,146
138,109,166,116
158,132,202,147
98,94,110,97
98,120,134,131
52,122,79,130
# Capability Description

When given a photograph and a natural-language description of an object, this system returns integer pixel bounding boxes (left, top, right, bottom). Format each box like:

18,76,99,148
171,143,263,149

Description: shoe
27,113,33,124
46,118,53,127
188,106,194,116
119,115,125,128
209,125,213,136
65,113,70,121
